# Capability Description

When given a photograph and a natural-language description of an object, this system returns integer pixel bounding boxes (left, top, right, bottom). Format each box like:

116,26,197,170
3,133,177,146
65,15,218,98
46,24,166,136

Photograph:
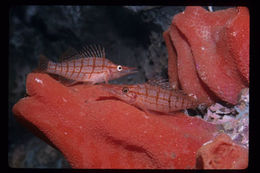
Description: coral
196,133,248,169
12,73,218,169
223,88,249,148
203,88,249,148
164,6,249,105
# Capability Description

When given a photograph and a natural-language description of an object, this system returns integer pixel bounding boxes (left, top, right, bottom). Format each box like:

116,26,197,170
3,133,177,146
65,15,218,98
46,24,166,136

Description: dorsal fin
32,54,50,72
146,76,174,90
59,47,79,62
58,44,106,62
79,44,105,58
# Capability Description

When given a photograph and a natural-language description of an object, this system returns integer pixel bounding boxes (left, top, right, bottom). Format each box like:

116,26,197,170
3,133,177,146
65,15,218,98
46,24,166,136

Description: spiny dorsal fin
146,76,194,98
146,76,174,90
58,44,106,62
32,54,50,73
79,44,105,58
59,47,79,62
36,54,49,71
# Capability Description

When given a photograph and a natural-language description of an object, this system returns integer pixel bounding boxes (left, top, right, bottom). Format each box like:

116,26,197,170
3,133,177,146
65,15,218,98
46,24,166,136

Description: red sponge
13,73,217,168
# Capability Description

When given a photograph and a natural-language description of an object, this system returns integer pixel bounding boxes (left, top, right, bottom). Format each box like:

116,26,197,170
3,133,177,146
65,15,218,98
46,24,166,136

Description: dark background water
8,6,231,168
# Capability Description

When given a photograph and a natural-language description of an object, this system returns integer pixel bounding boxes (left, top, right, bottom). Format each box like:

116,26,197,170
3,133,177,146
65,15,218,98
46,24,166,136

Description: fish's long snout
123,66,138,74
109,65,138,81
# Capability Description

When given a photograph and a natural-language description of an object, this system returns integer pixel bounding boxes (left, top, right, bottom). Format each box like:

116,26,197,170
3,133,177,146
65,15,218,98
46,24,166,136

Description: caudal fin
32,54,49,72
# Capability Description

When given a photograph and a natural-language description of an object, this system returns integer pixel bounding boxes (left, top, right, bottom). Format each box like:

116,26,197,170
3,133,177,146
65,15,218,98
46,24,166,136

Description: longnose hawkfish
102,79,200,114
36,45,137,85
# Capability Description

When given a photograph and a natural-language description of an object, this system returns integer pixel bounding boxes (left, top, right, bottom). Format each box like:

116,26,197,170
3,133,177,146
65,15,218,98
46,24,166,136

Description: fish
102,79,200,114
36,45,137,85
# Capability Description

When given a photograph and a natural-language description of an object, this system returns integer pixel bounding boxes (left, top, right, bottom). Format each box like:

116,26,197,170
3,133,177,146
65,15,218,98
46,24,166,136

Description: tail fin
33,54,49,72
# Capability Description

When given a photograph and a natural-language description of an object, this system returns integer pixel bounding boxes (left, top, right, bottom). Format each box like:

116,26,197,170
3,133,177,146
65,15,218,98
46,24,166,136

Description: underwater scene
9,6,249,169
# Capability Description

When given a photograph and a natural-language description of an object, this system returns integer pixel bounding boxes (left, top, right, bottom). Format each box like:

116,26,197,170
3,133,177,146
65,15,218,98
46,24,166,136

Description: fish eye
117,65,123,71
122,87,129,93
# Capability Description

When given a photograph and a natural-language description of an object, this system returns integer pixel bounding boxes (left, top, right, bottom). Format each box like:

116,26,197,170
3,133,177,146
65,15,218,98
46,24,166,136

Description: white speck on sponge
35,78,43,85
62,97,68,102
231,31,237,37
202,139,213,146
144,114,150,119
